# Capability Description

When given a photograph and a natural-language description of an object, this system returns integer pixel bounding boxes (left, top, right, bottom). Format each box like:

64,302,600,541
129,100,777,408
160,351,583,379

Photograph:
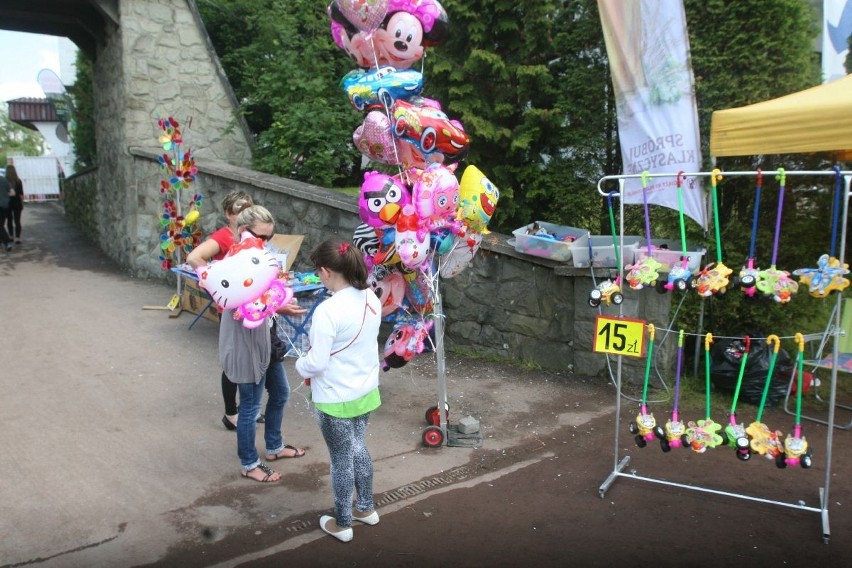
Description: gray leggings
315,409,374,528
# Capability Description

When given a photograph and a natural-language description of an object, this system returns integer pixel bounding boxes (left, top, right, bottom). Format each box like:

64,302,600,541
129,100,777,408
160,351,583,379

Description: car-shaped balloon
392,97,470,162
341,66,423,111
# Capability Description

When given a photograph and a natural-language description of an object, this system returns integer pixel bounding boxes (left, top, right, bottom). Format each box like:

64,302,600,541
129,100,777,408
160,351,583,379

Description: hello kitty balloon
196,233,292,327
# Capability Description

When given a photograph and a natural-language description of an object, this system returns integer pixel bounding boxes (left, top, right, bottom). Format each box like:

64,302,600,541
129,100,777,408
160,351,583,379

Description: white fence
6,156,61,201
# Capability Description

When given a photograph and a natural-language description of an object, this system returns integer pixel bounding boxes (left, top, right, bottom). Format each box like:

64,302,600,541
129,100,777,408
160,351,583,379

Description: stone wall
63,151,674,383
89,0,253,273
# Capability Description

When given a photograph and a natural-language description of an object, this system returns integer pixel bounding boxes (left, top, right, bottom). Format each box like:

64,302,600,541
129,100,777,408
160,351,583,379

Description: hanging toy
589,191,624,307
734,169,764,297
777,333,814,469
627,324,666,447
692,169,733,296
661,171,695,293
745,335,785,459
661,330,688,451
625,172,661,290
755,168,799,303
684,333,724,452
793,167,850,297
723,335,752,461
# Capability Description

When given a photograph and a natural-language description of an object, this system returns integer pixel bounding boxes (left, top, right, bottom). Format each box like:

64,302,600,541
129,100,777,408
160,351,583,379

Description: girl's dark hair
310,238,369,290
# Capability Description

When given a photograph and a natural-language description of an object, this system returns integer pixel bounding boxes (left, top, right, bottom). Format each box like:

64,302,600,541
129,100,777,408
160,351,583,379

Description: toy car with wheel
628,410,665,448
776,432,812,468
342,66,423,111
661,418,687,452
660,258,693,293
589,277,623,307
734,259,761,297
724,420,751,460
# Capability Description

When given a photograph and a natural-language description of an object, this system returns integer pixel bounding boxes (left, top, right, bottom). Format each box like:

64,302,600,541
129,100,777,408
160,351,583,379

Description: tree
0,105,46,163
197,0,361,188
67,50,97,171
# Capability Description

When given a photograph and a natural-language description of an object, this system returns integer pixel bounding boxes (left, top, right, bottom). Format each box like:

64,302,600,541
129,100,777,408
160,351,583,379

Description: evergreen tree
68,50,97,171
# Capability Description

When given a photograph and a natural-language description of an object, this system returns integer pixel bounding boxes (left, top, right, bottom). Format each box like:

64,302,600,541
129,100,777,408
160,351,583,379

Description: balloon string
366,34,406,182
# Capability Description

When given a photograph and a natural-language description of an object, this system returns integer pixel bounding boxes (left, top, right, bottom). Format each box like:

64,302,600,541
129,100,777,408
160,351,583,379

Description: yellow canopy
709,74,852,158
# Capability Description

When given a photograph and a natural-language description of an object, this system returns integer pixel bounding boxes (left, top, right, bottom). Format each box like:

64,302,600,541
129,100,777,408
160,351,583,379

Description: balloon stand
596,169,851,544
421,274,483,449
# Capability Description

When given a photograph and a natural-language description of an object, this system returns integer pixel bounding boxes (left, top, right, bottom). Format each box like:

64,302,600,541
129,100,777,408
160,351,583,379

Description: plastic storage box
569,235,641,268
511,221,589,262
632,239,706,273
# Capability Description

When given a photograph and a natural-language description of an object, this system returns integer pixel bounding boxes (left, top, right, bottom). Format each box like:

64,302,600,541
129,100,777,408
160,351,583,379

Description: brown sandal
266,444,306,461
241,463,280,482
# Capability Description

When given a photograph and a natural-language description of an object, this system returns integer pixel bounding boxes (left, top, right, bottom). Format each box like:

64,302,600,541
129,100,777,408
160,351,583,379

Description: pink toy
367,265,406,317
353,111,399,165
394,204,430,269
412,163,461,233
329,0,449,70
358,170,411,228
196,233,292,328
382,316,434,370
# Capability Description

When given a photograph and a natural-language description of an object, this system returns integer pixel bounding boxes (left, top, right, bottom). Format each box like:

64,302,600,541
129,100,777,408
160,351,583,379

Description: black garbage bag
710,337,793,407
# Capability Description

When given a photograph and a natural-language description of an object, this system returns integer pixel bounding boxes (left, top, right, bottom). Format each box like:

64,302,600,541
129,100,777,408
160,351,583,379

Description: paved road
2,203,850,567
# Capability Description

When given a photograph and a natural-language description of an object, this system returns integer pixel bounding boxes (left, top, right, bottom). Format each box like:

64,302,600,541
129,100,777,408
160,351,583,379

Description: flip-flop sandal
241,463,279,482
266,444,306,460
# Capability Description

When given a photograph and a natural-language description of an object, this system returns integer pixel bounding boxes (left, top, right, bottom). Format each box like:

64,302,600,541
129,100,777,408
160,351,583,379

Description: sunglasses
247,228,273,242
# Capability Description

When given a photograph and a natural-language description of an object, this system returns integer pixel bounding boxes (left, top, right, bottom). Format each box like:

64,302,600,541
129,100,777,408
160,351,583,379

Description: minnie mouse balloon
332,0,389,33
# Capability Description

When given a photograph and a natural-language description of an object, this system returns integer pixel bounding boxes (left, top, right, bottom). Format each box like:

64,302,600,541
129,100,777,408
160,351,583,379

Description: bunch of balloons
156,116,203,270
327,1,500,370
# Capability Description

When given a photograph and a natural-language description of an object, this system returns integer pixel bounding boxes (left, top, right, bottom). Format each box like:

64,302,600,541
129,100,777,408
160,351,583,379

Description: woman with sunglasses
295,238,382,541
217,205,307,482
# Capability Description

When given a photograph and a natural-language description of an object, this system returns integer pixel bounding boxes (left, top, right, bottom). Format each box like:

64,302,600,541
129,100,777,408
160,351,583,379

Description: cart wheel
656,280,667,294
425,404,450,426
653,426,666,440
676,279,688,292
680,434,690,447
660,439,671,452
588,298,600,308
634,435,646,448
736,448,751,461
776,453,787,469
422,426,444,448
801,454,813,469
612,293,624,305
628,422,638,435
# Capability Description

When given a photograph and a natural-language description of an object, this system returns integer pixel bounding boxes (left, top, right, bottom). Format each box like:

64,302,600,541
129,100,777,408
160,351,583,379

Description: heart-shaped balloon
335,0,389,33
353,111,400,165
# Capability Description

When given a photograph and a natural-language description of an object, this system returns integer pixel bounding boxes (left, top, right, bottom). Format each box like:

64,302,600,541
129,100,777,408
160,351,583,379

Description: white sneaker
352,509,380,525
319,515,353,542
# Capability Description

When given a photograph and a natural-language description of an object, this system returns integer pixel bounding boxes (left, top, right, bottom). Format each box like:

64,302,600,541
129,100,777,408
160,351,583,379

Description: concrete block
457,415,480,434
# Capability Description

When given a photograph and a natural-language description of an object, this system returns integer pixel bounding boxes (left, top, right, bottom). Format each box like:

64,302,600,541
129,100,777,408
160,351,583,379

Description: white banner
822,0,852,83
598,0,706,228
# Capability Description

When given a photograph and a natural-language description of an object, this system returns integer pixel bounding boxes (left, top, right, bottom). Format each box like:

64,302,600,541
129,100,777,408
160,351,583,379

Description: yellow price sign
167,294,181,311
593,315,647,358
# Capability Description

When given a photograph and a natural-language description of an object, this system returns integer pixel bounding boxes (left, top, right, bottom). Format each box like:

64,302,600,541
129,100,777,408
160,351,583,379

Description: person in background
5,165,24,244
187,190,262,430
295,238,382,542
0,174,13,251
217,205,306,482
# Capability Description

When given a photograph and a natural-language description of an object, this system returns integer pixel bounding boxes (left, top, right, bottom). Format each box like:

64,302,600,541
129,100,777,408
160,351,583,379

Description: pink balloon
335,0,389,33
353,111,398,164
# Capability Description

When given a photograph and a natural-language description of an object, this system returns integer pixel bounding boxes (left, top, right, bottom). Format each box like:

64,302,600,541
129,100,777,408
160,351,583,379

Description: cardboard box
268,234,304,271
179,278,219,323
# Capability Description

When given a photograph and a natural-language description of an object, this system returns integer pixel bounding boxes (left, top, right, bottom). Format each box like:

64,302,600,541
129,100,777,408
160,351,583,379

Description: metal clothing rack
595,169,851,544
